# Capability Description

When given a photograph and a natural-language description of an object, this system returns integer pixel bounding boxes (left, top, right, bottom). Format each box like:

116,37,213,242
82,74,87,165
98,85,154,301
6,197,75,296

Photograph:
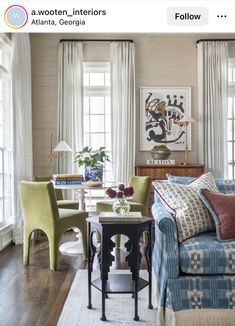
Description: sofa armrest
152,202,176,233
151,203,179,279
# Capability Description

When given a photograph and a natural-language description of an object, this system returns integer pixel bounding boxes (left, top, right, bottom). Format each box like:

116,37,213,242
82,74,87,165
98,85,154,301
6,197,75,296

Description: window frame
83,62,112,183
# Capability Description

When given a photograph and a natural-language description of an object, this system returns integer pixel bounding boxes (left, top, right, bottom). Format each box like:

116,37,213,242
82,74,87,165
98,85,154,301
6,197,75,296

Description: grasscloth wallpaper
30,33,235,176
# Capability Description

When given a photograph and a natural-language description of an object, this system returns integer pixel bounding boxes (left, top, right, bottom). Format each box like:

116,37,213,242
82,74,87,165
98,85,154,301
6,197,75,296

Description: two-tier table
86,215,153,321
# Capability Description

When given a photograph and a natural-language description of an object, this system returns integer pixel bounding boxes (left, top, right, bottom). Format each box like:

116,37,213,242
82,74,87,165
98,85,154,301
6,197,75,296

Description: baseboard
0,223,13,251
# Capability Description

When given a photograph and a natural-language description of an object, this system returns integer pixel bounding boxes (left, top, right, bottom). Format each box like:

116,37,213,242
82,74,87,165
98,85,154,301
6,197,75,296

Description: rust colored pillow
200,189,235,241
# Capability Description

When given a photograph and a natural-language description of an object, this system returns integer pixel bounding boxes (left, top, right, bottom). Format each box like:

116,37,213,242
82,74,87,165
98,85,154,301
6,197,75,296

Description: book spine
52,175,83,179
99,218,142,222
100,220,141,224
52,180,84,185
52,178,84,181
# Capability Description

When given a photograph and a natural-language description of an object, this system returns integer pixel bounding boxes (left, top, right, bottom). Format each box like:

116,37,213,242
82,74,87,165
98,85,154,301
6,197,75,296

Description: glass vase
112,198,130,215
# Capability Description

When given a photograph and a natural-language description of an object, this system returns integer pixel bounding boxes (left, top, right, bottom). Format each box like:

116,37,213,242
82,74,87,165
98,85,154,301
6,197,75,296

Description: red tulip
118,184,125,191
129,186,134,196
106,187,117,199
117,191,124,198
123,186,134,197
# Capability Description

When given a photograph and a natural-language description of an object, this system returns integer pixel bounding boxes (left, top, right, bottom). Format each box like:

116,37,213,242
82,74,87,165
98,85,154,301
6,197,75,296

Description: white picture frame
140,87,191,151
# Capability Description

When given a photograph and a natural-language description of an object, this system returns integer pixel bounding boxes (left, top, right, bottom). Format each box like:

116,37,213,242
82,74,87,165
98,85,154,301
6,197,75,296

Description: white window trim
83,61,112,185
227,59,235,178
84,61,110,73
84,86,110,97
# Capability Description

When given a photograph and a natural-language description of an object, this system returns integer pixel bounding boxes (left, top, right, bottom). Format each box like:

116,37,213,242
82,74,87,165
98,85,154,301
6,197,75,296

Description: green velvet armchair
19,181,88,271
34,176,79,210
96,176,152,247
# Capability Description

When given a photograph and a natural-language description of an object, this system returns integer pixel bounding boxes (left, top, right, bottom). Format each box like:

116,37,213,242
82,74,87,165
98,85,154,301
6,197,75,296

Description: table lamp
177,115,196,165
48,133,72,175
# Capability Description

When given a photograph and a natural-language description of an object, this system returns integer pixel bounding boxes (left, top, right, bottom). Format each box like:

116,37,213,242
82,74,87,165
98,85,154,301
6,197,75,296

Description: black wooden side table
86,215,153,322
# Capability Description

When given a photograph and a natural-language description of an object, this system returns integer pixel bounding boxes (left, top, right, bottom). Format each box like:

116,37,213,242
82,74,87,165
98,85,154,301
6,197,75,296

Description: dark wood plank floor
0,232,147,326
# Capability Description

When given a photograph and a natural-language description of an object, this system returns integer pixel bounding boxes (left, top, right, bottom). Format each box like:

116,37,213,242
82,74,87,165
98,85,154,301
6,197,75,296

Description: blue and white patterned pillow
166,174,195,185
153,172,217,242
167,175,235,193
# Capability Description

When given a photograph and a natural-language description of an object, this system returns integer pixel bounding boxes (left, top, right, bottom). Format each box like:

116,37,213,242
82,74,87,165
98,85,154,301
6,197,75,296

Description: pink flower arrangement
106,184,134,199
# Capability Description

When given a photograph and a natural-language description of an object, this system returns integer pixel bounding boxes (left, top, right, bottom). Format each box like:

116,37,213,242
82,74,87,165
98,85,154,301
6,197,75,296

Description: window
83,62,112,182
0,36,12,227
227,59,235,179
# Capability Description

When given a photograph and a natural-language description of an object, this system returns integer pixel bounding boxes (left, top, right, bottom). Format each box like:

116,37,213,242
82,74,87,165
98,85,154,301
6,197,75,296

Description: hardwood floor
0,232,147,326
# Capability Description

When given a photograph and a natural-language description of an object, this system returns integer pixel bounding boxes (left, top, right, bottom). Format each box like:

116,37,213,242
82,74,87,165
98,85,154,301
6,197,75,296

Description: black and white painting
140,87,191,151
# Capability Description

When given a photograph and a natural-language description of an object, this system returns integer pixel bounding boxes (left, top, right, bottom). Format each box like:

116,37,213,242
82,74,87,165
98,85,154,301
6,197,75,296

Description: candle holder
177,116,196,165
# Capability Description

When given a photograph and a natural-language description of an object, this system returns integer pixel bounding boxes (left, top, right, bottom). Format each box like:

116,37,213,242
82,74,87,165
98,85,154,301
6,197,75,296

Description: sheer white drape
197,41,228,178
110,42,136,185
57,42,83,175
12,34,33,244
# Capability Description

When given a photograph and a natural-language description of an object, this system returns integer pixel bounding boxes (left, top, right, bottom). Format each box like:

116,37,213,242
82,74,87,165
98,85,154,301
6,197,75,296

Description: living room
1,21,235,326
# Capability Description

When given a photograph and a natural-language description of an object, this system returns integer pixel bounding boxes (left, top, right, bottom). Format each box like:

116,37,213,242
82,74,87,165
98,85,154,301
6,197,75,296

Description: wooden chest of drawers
135,164,204,215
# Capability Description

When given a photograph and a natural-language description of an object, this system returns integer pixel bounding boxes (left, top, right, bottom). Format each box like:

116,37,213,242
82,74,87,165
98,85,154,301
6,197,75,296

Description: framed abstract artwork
140,87,191,151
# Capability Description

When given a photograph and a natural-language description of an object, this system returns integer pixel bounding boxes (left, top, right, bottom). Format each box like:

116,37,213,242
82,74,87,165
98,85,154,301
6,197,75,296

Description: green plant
74,146,110,168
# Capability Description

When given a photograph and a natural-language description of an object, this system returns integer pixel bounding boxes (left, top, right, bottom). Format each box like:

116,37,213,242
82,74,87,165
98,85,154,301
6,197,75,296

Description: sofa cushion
166,175,235,193
215,179,235,193
166,174,195,185
180,232,235,274
153,172,217,242
200,189,235,241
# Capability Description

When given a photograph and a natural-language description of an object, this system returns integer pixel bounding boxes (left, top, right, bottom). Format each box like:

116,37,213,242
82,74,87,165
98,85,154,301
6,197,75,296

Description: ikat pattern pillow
153,172,218,242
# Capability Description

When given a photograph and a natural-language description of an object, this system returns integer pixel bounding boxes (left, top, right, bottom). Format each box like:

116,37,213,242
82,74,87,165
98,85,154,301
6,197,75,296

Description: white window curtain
57,41,83,175
110,42,136,185
197,41,228,178
0,35,12,230
12,34,33,244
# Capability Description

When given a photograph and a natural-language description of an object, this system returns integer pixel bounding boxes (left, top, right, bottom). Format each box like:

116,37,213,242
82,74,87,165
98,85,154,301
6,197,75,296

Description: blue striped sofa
152,178,235,326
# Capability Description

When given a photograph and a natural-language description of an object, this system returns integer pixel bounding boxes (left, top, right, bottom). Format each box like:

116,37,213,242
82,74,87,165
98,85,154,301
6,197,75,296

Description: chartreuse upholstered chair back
130,176,152,208
34,175,79,210
19,180,88,270
34,176,63,200
96,176,152,248
19,181,59,231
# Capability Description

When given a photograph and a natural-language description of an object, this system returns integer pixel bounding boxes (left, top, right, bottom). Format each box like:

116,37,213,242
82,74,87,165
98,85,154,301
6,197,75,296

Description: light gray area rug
57,270,157,326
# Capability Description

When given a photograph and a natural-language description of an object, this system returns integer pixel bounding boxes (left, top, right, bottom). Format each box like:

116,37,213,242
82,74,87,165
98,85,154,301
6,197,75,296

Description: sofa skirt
152,271,235,326
165,309,235,326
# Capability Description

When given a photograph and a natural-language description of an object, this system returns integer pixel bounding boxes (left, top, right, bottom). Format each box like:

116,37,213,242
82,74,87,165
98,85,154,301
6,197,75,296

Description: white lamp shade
178,115,196,124
53,141,72,152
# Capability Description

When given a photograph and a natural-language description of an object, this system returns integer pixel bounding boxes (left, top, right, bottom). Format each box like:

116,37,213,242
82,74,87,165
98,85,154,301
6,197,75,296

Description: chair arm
151,203,179,279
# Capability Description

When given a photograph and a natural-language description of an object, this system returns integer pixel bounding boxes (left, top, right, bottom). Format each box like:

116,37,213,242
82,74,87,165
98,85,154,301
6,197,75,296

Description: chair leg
49,238,58,271
115,234,121,248
23,231,31,265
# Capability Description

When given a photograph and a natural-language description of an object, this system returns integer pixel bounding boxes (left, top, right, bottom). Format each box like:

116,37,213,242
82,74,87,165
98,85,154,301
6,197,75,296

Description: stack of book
51,174,84,185
98,212,143,223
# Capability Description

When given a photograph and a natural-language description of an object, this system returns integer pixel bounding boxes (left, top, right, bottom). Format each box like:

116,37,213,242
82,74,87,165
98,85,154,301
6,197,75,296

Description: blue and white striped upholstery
179,232,235,274
216,179,235,193
167,175,235,193
166,275,235,311
152,177,235,318
152,203,179,307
